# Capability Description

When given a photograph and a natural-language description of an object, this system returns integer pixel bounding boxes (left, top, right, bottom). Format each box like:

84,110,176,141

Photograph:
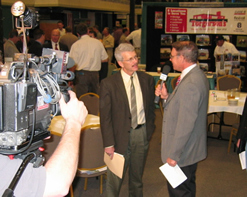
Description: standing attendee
119,27,130,44
155,41,209,197
88,30,97,38
100,43,155,197
15,31,29,53
214,35,239,57
4,29,20,60
28,29,45,56
57,20,66,37
93,25,103,40
59,26,78,51
102,27,114,65
70,23,108,98
125,27,142,58
43,29,69,52
113,25,123,47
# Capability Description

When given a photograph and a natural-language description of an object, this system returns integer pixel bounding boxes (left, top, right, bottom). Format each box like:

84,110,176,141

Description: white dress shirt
121,69,145,125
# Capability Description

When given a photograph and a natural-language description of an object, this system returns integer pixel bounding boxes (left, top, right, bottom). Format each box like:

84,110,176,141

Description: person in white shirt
125,28,142,58
214,35,239,57
57,20,66,37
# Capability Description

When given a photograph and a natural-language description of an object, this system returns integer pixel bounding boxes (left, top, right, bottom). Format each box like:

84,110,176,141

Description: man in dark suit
28,29,45,56
155,41,209,197
100,43,155,197
43,29,69,52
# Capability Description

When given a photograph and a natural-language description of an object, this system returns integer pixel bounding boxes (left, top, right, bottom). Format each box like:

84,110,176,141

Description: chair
107,62,118,77
70,125,107,195
227,123,239,153
171,75,180,90
208,75,241,140
217,75,241,91
79,92,99,116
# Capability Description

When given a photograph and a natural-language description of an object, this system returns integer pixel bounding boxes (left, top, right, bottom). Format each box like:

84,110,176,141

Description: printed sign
166,8,247,34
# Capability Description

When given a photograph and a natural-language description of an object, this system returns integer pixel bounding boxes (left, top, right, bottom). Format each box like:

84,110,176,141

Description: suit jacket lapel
166,66,198,105
115,71,131,111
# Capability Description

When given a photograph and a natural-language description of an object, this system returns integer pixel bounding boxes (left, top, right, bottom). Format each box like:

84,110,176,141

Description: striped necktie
130,76,138,129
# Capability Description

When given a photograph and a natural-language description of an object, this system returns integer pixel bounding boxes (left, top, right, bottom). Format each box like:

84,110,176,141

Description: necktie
175,75,181,87
55,43,58,50
130,76,138,129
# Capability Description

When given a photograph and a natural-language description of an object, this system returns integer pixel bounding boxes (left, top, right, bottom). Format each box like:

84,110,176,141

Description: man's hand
59,90,88,126
105,147,115,160
155,83,168,100
167,158,177,167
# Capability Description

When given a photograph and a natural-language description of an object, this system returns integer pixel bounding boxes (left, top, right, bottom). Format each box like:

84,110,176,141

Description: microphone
154,65,171,104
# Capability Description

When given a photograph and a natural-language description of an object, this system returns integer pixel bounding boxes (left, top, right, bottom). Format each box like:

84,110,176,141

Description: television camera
1,2,75,196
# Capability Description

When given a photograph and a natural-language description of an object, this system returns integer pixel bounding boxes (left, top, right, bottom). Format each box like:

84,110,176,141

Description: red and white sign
166,7,247,34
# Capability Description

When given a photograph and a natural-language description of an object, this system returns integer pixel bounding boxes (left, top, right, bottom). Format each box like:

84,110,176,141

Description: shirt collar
181,63,197,80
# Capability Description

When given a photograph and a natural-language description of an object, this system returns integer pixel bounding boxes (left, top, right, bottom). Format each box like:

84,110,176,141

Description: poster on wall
165,7,247,34
155,11,163,29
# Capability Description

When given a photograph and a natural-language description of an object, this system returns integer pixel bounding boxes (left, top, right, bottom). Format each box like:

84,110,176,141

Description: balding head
51,29,60,43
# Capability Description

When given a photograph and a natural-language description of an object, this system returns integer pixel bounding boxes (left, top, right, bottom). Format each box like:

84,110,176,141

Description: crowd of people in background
2,20,142,99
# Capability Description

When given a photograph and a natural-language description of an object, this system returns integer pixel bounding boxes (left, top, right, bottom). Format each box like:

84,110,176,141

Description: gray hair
115,43,135,61
172,41,198,64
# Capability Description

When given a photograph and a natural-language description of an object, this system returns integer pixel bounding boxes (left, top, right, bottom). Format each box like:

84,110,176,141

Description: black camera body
0,50,74,156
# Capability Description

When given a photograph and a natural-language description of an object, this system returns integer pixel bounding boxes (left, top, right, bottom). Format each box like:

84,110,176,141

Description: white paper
239,151,246,170
159,163,187,188
104,152,125,179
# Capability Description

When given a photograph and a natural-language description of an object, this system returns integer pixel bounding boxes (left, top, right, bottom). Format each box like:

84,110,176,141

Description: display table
208,90,247,139
208,90,247,115
112,69,215,93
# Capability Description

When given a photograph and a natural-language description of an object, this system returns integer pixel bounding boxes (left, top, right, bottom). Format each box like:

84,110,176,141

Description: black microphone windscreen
162,65,171,75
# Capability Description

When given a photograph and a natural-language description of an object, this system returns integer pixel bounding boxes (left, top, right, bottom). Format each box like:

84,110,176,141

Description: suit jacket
100,71,156,154
236,96,247,153
43,41,69,52
4,40,19,59
161,66,209,167
28,41,43,56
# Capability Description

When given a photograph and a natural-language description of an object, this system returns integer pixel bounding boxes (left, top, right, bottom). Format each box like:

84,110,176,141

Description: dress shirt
214,41,239,57
51,41,60,50
57,28,66,37
103,34,114,49
70,34,108,71
180,64,197,81
121,69,145,125
125,29,141,48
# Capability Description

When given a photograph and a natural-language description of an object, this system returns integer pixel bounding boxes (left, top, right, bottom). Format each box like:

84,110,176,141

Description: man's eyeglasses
122,56,138,62
170,54,179,59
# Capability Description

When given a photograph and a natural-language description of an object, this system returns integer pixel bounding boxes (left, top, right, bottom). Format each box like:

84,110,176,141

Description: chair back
78,126,105,169
171,76,180,90
107,63,118,77
79,92,99,116
217,75,241,91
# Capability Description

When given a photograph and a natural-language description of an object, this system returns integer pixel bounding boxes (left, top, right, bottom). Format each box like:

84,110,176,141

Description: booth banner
165,7,247,34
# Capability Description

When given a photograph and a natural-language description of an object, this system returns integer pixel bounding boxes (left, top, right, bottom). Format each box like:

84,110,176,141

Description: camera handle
2,153,35,197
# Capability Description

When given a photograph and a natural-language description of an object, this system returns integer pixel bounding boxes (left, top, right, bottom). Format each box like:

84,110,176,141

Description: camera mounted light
11,1,39,29
11,1,26,17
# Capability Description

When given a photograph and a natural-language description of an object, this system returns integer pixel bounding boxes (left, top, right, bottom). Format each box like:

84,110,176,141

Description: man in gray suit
155,41,209,197
100,43,155,197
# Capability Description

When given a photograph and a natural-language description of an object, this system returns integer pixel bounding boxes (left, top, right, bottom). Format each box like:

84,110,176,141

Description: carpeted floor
69,109,247,197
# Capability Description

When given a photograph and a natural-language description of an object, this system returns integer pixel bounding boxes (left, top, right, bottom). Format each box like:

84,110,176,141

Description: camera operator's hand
44,90,88,197
59,90,88,127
